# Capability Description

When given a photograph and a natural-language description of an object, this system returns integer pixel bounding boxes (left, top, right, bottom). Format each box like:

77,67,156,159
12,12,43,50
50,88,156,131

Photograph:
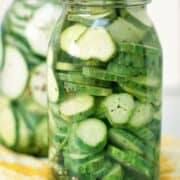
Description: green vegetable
59,94,95,122
74,118,107,152
103,93,135,126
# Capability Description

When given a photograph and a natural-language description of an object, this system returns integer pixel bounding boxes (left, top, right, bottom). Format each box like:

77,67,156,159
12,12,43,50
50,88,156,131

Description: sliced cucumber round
30,63,48,108
103,93,135,126
76,26,116,62
61,24,116,62
59,94,95,122
0,46,29,99
60,24,87,56
129,102,154,128
75,118,107,152
107,145,153,178
64,82,112,96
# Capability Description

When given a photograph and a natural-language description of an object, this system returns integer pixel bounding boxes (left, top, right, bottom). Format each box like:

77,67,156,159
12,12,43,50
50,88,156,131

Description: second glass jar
48,0,163,179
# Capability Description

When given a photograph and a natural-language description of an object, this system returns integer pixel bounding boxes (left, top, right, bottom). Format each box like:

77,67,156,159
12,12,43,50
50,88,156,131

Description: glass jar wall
48,0,162,179
0,0,62,156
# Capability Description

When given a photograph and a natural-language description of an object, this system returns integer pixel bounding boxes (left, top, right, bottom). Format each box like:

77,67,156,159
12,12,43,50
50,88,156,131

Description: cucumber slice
107,63,145,76
60,24,87,55
58,72,110,88
83,67,126,82
127,126,155,143
0,46,29,99
68,9,116,26
47,68,61,103
75,118,107,152
121,7,152,29
114,52,145,68
107,145,153,178
64,82,112,96
30,63,47,108
129,102,154,128
25,3,61,56
103,93,135,126
118,81,157,104
56,62,81,72
102,164,123,180
59,94,95,122
130,76,161,89
0,104,18,147
118,42,161,57
108,128,145,155
76,26,116,62
64,153,105,174
63,150,98,163
108,17,146,44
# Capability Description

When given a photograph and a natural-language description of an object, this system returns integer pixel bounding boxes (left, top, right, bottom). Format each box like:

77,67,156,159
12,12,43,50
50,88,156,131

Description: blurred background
0,0,179,135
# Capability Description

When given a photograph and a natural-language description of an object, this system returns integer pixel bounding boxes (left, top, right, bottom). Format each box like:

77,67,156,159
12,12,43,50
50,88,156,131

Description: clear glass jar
48,0,162,179
0,0,62,156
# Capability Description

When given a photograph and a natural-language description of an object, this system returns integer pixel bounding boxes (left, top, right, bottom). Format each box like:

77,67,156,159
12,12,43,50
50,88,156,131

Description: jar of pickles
48,0,162,179
0,0,62,156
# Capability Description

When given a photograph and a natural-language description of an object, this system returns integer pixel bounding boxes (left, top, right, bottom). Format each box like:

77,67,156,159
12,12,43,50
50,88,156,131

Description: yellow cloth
0,136,179,180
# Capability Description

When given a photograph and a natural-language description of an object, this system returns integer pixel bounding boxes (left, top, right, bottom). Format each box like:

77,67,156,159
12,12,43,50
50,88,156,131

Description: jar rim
64,0,151,7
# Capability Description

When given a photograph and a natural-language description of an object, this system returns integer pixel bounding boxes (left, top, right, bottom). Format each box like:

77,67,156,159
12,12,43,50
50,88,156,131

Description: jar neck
64,0,151,7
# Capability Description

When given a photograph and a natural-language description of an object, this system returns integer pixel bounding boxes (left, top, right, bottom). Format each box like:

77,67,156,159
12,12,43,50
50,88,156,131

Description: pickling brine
47,0,162,179
0,0,62,156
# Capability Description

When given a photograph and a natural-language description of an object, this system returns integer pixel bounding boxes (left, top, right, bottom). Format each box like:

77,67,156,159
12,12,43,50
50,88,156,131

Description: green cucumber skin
59,94,96,122
107,145,153,178
74,119,107,153
102,164,123,180
64,82,112,97
108,128,145,155
74,130,107,154
64,153,105,174
58,72,111,88
60,105,95,123
83,67,126,82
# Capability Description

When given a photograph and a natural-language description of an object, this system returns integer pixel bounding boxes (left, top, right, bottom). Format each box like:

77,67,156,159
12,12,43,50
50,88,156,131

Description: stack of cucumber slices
48,5,162,180
0,0,62,156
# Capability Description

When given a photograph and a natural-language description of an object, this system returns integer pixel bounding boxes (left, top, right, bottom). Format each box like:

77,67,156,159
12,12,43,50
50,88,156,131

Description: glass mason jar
48,0,162,179
0,0,62,156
